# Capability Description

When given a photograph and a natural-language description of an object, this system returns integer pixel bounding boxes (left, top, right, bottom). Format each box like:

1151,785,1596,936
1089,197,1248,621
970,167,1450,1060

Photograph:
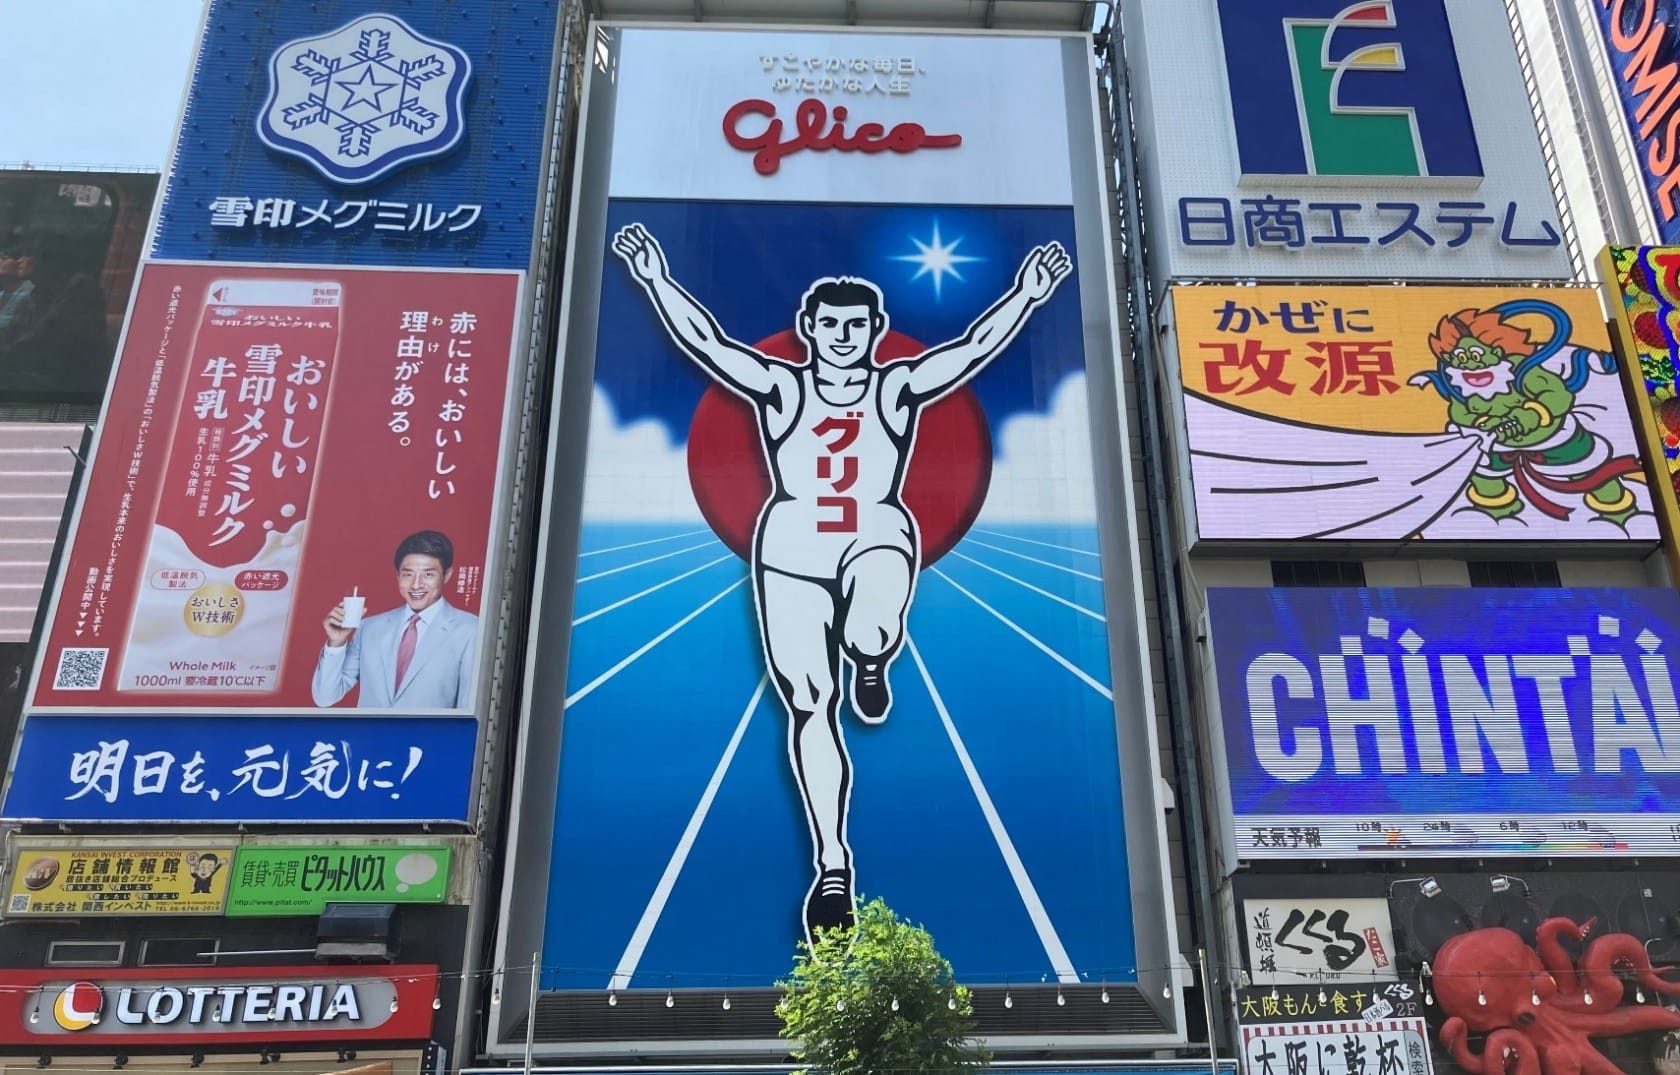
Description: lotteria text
722,98,961,175
91,981,365,1028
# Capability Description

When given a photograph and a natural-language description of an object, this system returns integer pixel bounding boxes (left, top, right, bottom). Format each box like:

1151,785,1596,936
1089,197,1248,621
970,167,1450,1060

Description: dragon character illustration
1433,918,1680,1075
1411,300,1644,525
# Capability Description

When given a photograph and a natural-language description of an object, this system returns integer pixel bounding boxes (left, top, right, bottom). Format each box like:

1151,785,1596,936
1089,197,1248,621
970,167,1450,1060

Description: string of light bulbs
2,951,1674,1012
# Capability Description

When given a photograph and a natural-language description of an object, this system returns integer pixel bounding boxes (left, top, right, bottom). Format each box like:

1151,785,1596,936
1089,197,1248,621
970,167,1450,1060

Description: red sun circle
686,328,992,568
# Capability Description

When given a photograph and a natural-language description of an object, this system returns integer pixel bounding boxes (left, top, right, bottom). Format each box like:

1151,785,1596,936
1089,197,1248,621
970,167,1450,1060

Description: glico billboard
1207,587,1680,860
1121,0,1571,283
1168,283,1659,544
4,1,563,826
1593,2,1680,244
496,24,1180,1050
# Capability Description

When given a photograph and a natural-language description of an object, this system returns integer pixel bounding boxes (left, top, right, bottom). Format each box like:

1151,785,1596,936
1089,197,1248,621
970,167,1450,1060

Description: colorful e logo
1218,0,1484,178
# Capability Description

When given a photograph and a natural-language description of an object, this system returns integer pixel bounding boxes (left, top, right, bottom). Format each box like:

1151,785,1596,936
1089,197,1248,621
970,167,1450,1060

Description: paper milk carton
119,279,341,692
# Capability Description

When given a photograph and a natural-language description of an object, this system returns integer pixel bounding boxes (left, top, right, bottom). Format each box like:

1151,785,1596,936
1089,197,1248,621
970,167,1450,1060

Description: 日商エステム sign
1218,0,1481,180
1121,0,1570,282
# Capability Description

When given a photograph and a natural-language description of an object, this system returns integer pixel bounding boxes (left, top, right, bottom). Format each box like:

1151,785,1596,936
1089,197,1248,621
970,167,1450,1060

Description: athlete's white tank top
754,367,917,580
770,368,905,506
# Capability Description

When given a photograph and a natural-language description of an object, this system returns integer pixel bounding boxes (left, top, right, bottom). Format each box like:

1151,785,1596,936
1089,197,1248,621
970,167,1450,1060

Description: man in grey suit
312,530,479,709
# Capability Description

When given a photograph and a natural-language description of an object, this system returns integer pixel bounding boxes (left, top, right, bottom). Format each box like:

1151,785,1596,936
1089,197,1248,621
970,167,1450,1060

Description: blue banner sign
1593,4,1680,244
2,715,477,823
151,0,560,268
1208,587,1680,858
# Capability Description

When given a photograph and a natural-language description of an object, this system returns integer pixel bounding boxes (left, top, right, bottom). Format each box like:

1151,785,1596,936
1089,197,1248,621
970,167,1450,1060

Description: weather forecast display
528,27,1157,997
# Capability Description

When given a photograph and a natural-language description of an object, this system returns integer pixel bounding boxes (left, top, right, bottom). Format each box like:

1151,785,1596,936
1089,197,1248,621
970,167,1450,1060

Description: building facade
7,3,1680,1075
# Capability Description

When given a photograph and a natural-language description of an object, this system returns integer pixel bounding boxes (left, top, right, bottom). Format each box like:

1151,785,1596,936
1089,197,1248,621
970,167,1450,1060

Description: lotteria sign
0,965,437,1044
1207,587,1680,859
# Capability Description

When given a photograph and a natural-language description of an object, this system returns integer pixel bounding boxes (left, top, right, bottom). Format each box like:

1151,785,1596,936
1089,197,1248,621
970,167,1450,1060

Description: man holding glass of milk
312,529,479,709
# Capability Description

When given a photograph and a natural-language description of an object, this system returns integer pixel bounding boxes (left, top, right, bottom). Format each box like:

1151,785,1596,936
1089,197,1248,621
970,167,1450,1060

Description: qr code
53,648,108,690
8,895,28,913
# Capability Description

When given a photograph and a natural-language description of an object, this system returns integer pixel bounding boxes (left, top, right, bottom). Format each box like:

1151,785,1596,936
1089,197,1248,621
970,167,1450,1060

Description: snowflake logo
256,13,472,186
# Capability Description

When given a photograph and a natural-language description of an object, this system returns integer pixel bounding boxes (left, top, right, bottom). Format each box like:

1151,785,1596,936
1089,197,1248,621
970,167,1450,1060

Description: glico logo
722,98,962,176
1216,0,1484,179
52,982,103,1031
256,13,473,185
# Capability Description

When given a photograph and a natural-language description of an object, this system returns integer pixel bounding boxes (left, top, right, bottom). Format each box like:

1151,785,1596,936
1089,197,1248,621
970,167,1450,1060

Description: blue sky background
0,1,203,169
597,199,1084,448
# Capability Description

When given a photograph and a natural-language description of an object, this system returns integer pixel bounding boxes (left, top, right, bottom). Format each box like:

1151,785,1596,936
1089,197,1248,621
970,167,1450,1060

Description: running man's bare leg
757,567,856,943
839,547,914,725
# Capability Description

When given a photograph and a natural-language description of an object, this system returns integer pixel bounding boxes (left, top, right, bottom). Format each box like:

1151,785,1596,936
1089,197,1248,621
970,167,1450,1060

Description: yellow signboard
1601,246,1680,574
1170,284,1657,542
5,846,233,916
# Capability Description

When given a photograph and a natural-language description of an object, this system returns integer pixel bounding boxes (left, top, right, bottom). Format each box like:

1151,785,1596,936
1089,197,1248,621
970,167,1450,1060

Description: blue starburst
891,222,984,301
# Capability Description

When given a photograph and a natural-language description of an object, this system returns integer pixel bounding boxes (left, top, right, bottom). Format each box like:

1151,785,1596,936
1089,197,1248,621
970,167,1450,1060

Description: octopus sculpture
1434,917,1680,1075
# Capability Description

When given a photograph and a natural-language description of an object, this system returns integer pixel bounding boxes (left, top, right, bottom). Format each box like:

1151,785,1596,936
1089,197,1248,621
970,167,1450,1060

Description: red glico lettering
721,98,962,176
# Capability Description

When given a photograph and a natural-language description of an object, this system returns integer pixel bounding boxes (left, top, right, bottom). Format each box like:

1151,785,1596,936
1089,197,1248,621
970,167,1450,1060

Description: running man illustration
612,222,1071,944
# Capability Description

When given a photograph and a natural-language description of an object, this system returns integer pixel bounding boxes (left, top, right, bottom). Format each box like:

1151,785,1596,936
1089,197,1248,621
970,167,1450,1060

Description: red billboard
0,965,437,1045
28,262,518,712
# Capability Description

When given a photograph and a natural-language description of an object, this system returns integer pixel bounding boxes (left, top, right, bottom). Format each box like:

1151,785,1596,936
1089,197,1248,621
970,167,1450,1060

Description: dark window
1270,560,1366,587
45,940,123,967
1467,561,1561,588
139,937,217,966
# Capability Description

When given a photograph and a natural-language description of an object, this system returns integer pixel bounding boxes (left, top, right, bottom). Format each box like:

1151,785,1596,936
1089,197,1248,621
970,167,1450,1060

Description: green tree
777,898,991,1075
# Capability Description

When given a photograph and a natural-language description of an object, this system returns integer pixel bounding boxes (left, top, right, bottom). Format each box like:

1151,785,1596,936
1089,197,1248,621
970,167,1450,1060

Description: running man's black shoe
852,662,891,725
803,867,856,948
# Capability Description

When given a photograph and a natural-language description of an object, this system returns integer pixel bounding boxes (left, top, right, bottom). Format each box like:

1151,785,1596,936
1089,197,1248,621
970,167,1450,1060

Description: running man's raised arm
612,224,781,399
901,242,1072,402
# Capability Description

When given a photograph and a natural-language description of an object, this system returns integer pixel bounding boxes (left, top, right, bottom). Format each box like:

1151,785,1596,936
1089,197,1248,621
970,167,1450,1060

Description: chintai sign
1207,587,1680,858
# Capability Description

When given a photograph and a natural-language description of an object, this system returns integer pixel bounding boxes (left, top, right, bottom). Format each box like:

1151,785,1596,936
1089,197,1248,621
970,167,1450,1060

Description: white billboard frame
488,17,1186,1058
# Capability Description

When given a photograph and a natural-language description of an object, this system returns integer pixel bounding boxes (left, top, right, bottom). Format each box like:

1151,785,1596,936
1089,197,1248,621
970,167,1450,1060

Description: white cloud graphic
580,375,1099,527
580,387,704,522
976,372,1097,523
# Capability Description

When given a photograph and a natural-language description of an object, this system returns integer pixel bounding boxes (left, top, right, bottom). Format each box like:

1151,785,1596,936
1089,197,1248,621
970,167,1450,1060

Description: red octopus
1433,917,1680,1075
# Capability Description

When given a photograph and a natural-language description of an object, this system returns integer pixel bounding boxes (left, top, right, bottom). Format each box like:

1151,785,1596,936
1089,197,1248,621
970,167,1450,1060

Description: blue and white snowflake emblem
256,13,472,186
